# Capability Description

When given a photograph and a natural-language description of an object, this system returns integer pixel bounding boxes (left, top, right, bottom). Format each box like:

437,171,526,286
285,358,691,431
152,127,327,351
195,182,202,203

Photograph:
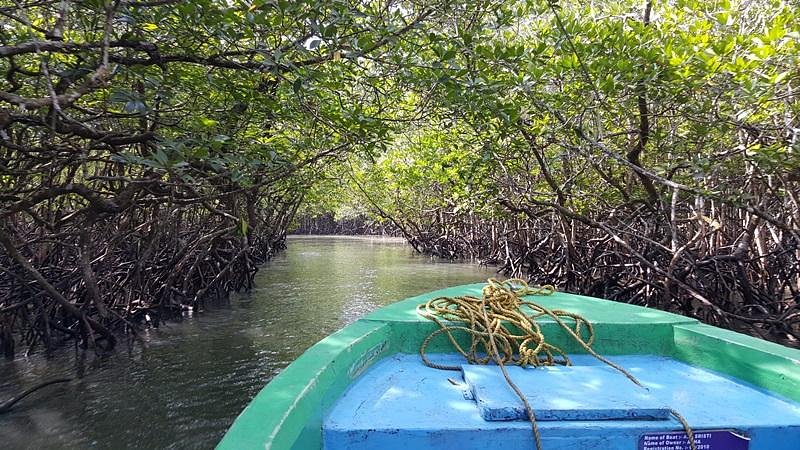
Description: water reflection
0,236,494,449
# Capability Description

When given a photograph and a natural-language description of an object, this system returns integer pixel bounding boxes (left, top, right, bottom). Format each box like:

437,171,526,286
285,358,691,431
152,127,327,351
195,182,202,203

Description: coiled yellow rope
417,278,696,450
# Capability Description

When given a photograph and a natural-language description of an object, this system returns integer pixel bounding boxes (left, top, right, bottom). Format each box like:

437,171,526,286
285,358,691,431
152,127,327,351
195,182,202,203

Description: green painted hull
217,283,800,450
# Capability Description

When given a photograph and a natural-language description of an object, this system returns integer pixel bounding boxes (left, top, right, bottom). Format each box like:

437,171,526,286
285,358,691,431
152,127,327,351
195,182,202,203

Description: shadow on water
0,236,495,449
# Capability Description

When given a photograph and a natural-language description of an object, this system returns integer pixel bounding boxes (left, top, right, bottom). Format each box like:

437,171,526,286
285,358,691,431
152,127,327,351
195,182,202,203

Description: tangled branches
374,188,800,346
0,0,398,357
351,1,800,348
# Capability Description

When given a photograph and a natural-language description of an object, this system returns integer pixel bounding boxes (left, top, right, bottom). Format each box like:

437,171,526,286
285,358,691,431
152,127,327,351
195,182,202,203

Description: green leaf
199,117,218,128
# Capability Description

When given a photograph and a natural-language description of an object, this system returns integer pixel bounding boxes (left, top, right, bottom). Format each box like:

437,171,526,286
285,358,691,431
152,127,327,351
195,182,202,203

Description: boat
217,282,800,450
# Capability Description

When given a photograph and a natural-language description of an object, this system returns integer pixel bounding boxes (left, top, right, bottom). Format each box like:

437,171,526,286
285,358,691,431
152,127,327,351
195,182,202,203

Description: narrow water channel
0,236,495,449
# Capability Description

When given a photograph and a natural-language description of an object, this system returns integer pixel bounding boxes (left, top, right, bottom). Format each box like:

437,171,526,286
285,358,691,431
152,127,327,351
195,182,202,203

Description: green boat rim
216,283,800,450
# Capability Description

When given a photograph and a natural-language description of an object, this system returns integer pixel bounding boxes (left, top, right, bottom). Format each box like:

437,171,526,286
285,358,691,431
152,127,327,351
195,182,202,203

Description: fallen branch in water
0,378,72,414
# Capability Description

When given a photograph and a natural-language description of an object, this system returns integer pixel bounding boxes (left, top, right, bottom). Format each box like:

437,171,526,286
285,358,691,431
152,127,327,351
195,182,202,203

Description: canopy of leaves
1,0,798,350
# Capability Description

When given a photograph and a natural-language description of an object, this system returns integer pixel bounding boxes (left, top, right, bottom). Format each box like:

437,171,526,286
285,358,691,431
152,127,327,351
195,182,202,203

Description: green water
0,236,494,449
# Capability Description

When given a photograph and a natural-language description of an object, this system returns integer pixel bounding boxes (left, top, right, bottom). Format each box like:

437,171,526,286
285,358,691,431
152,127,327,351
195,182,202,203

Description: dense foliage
0,0,451,356
347,0,800,344
1,0,798,355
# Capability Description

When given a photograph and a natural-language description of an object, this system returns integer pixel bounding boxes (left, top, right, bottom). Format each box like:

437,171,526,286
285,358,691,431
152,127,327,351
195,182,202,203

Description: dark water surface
0,236,494,449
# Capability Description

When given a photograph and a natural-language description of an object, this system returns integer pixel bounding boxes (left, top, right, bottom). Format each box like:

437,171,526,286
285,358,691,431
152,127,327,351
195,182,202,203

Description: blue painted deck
462,365,670,421
323,354,800,450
